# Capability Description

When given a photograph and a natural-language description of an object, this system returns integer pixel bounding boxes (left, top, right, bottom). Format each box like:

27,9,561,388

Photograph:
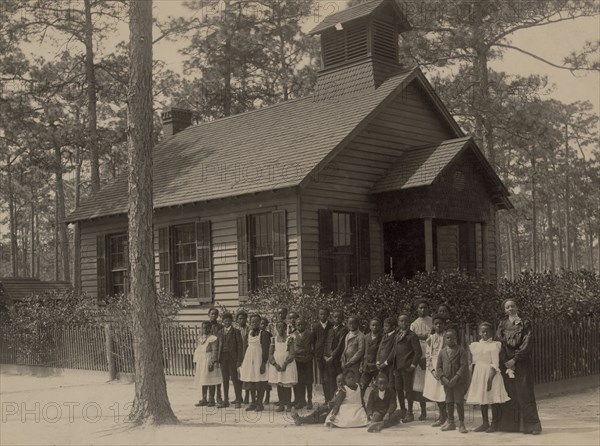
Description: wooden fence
1,319,598,384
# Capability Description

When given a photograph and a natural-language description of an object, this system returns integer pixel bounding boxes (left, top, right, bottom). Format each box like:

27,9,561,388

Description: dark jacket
386,329,422,370
376,330,396,366
366,388,397,416
243,329,271,366
218,326,244,366
362,332,383,372
294,330,314,363
312,320,333,361
324,324,348,361
436,345,469,385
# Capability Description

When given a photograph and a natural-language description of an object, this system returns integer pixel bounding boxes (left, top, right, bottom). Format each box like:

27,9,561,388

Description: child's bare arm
330,390,346,416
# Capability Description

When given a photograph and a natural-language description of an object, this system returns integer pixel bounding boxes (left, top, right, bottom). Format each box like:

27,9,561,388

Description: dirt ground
1,372,598,446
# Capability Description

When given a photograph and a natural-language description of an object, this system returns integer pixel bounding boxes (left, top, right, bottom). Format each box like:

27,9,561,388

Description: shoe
419,412,427,421
245,404,257,411
255,404,264,412
441,421,456,431
531,430,541,435
306,402,313,410
402,412,414,423
286,406,293,412
207,401,216,407
486,425,497,433
459,423,468,434
474,422,489,432
275,406,285,412
368,421,384,433
235,402,242,409
195,400,208,407
217,401,230,408
292,412,302,426
400,409,407,419
432,418,446,427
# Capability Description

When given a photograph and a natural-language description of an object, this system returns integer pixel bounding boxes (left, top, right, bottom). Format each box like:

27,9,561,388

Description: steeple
309,0,411,100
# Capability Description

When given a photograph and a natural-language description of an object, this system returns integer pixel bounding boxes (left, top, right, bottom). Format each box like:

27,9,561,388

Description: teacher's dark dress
496,318,542,433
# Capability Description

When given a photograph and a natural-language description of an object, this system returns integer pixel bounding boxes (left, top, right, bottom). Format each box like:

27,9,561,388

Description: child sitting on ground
324,369,369,428
292,374,345,425
366,373,402,433
436,328,469,434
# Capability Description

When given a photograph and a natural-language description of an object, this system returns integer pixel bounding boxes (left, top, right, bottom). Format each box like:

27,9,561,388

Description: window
237,210,286,300
96,232,128,300
108,234,128,296
173,223,198,300
157,220,213,304
250,212,274,290
332,212,356,292
319,210,370,293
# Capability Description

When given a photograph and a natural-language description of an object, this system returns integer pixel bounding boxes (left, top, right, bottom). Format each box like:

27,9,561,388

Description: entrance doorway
383,219,425,280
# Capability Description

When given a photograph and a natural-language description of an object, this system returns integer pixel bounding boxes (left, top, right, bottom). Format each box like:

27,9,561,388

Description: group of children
193,302,512,434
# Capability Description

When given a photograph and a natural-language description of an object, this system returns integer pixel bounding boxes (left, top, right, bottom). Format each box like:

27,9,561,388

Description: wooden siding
300,80,457,287
78,189,299,324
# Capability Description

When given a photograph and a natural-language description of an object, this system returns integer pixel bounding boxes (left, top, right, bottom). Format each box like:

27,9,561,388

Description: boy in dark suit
384,314,422,422
376,317,396,387
323,310,348,403
366,373,402,432
436,328,469,433
360,318,382,397
312,308,333,401
217,312,244,408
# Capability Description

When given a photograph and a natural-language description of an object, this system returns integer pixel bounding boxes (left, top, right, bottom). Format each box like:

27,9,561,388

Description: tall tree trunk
507,220,514,280
587,221,594,271
546,199,556,273
573,226,578,269
531,158,538,272
514,223,522,274
564,124,571,269
84,0,100,193
557,207,565,269
127,0,177,425
224,36,232,117
54,193,59,281
7,156,18,277
31,200,35,277
74,146,82,294
54,144,70,282
35,213,40,279
276,11,289,101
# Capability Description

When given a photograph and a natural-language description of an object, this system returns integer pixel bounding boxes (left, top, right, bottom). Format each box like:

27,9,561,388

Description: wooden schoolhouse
65,0,511,323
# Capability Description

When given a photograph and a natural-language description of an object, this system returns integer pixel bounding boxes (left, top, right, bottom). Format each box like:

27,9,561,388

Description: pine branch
494,43,598,73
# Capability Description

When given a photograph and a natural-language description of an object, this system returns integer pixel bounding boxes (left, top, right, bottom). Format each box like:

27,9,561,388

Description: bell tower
309,0,412,100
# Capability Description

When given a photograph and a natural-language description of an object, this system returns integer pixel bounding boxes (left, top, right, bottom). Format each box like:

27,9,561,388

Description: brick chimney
161,107,193,137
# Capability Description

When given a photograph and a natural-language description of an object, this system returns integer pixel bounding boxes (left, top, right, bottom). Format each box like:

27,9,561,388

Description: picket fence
1,319,598,385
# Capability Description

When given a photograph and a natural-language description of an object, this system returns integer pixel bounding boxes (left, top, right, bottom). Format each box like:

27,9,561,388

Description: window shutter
272,210,287,283
318,209,334,291
356,213,370,286
196,220,212,303
237,215,249,301
96,235,106,301
158,227,171,291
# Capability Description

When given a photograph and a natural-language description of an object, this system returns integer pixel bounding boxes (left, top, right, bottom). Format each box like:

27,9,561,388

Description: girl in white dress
466,322,510,432
325,369,369,428
423,315,447,427
193,321,222,404
411,299,432,420
240,314,270,412
268,321,298,412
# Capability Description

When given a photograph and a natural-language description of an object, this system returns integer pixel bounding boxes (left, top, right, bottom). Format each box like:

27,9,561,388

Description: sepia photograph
0,0,599,445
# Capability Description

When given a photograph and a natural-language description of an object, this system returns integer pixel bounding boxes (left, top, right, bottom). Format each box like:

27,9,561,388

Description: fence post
104,323,117,380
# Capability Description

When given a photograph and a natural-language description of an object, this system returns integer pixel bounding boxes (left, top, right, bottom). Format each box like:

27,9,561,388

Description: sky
147,0,599,117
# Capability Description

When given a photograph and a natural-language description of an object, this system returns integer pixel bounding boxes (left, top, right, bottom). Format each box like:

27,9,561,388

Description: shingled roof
371,137,512,209
309,0,410,35
66,68,422,223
